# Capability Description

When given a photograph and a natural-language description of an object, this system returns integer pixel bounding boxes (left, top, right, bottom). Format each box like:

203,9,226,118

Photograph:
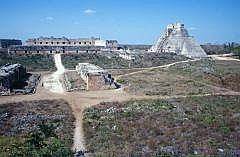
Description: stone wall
26,37,97,47
9,46,101,54
0,64,27,95
87,74,106,91
0,77,10,95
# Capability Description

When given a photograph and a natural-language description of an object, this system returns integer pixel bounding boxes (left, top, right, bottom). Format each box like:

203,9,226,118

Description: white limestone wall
95,40,107,47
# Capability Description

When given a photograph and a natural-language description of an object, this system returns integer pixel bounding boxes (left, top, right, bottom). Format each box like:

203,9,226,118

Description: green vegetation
83,96,240,157
0,100,75,157
1,123,73,157
0,136,24,157
224,42,240,58
62,53,130,69
0,53,56,71
61,53,188,69
116,79,127,84
132,53,188,68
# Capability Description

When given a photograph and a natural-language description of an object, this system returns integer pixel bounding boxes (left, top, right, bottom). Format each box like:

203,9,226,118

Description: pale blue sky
0,0,239,44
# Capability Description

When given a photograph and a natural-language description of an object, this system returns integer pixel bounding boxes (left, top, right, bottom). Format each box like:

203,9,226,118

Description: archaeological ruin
0,64,26,95
149,23,207,58
76,63,120,90
0,64,41,96
8,37,119,54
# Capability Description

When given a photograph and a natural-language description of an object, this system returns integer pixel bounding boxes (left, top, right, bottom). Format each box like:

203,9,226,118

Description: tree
233,46,240,59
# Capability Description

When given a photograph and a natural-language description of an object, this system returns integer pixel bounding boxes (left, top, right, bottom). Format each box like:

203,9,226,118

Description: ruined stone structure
0,64,26,95
9,46,99,54
26,36,97,47
118,50,136,60
26,36,118,48
9,37,119,54
149,23,207,58
76,63,118,90
0,39,22,48
76,63,106,90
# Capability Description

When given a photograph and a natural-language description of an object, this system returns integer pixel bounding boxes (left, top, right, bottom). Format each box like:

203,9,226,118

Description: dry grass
107,69,143,77
120,68,219,96
117,59,240,96
83,95,240,157
169,59,240,92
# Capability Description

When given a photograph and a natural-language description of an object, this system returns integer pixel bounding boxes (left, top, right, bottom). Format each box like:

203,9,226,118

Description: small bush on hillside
6,123,73,157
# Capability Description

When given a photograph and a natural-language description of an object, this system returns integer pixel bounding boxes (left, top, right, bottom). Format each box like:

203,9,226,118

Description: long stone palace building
26,36,118,47
8,36,119,54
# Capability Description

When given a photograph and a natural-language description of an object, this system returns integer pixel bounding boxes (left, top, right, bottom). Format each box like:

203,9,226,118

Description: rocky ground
0,99,75,156
63,71,86,91
0,99,75,137
81,57,240,157
83,95,240,157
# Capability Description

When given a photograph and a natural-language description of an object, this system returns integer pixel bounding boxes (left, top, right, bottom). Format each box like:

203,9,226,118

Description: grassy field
119,67,222,96
0,99,75,157
116,59,240,96
83,95,240,157
169,59,240,92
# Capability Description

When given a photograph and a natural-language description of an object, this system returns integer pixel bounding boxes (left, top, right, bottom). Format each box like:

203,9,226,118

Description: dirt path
210,54,240,62
116,59,200,79
43,54,66,94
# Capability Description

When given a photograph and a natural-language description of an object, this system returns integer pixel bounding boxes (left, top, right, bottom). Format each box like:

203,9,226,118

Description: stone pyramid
149,23,207,58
